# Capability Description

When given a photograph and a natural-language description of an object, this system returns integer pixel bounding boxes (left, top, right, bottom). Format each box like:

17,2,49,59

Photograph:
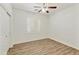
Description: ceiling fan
34,3,57,13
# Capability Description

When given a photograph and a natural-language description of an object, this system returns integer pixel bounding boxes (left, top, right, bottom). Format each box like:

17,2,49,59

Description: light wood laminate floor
7,38,79,55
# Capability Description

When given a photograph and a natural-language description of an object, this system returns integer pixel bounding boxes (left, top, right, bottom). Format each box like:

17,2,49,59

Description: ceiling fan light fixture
42,8,45,13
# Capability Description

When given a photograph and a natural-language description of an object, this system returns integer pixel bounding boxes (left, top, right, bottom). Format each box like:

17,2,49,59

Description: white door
0,6,10,55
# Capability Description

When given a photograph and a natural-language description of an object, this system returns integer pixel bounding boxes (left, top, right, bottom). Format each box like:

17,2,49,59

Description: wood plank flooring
7,38,79,55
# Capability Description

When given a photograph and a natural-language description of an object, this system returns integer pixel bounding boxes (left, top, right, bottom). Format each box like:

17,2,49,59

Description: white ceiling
11,3,76,14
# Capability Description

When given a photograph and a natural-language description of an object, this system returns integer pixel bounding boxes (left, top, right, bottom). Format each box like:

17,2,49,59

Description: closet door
0,6,10,55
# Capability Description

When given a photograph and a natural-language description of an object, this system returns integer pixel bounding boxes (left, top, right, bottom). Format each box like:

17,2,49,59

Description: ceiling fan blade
48,6,57,9
34,6,41,8
38,9,41,12
43,3,45,6
34,9,38,11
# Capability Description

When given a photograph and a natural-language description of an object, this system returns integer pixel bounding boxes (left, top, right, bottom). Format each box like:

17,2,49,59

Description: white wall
12,9,49,44
0,6,10,54
49,4,79,49
0,3,13,54
76,4,79,47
